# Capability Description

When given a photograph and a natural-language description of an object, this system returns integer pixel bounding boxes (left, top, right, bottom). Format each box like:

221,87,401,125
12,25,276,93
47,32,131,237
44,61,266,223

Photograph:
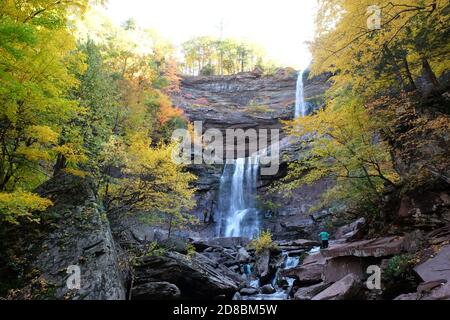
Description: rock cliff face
32,173,128,300
172,69,332,239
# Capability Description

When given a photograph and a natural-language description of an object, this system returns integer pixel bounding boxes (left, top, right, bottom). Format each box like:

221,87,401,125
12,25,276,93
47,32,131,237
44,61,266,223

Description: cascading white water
294,70,306,118
217,156,260,239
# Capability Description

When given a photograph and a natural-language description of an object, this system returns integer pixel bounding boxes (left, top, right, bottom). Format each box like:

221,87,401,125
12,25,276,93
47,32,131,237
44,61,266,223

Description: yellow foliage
25,126,59,144
0,191,52,225
282,90,400,212
101,134,196,226
250,230,277,255
53,143,88,165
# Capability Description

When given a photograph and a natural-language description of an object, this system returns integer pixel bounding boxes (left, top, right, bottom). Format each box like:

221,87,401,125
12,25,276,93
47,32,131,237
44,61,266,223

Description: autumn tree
311,0,449,97
281,90,400,215
0,0,91,223
100,135,197,235
181,36,277,75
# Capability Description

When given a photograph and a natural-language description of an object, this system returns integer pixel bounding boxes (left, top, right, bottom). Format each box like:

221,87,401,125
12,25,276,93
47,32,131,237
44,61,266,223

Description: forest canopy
181,36,280,76
281,0,449,217
0,2,195,230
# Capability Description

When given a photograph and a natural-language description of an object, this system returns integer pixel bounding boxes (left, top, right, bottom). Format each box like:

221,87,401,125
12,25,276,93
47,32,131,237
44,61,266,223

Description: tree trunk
384,46,407,92
53,154,67,176
421,57,440,91
402,56,417,92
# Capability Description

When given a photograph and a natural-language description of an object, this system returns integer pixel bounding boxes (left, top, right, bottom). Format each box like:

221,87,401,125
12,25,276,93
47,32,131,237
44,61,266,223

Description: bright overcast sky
103,0,318,70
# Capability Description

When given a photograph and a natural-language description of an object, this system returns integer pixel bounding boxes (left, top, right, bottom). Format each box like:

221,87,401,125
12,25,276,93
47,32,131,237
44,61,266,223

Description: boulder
255,249,271,284
232,292,242,300
394,292,419,300
281,252,326,285
158,237,190,254
192,237,250,251
294,282,332,300
414,245,450,283
237,247,251,263
33,173,127,300
322,256,371,283
260,284,276,294
423,283,450,300
131,282,181,300
335,218,366,240
275,239,321,253
312,274,362,300
133,251,239,299
240,288,259,296
394,281,450,300
321,236,407,258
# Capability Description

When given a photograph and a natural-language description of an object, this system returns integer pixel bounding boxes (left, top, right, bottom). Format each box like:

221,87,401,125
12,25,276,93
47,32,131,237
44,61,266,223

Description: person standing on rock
319,231,330,249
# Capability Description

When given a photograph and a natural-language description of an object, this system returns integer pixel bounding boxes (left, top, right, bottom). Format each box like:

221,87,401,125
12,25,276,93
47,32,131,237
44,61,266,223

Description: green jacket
319,232,330,241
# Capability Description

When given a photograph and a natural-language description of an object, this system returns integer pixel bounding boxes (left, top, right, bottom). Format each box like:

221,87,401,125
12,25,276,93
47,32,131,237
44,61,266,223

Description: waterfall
217,156,260,239
294,70,306,118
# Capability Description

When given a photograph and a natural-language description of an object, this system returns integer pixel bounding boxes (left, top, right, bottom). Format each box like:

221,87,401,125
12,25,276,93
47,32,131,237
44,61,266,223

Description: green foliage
0,0,89,194
70,40,119,174
144,241,166,257
250,230,278,255
256,196,280,213
0,3,196,240
311,0,449,96
281,89,400,215
186,243,197,258
384,255,415,281
181,36,279,75
0,191,52,225
101,135,197,231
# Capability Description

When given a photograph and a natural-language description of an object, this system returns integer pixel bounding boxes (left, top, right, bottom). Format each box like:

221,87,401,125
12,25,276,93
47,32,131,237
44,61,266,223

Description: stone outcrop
240,288,259,296
132,251,240,299
281,252,326,285
170,70,332,240
414,245,450,283
335,218,366,240
192,237,251,250
395,281,450,300
131,282,181,300
275,238,320,257
33,173,128,300
173,70,330,139
311,273,362,300
322,257,369,283
321,236,410,258
294,282,331,300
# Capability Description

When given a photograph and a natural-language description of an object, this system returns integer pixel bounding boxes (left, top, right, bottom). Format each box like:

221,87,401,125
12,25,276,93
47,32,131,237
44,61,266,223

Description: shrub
186,243,196,258
251,230,278,255
144,241,166,257
384,254,415,281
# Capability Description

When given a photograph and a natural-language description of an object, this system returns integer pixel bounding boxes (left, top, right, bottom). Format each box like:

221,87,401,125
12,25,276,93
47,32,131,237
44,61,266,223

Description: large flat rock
414,245,450,283
133,251,239,299
294,282,331,300
321,236,407,258
281,252,327,285
312,273,362,300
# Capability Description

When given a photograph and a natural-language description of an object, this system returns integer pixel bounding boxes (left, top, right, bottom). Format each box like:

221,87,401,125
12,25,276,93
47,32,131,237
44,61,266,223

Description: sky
102,0,318,70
